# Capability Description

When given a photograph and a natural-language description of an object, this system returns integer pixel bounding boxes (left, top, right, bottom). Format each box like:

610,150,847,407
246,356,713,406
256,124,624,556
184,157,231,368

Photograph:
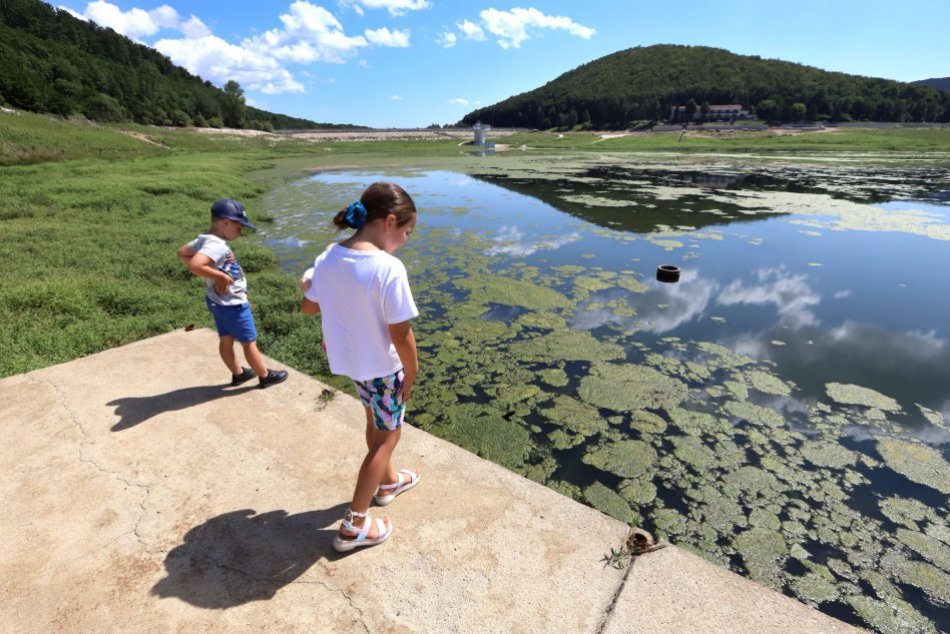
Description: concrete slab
0,329,863,633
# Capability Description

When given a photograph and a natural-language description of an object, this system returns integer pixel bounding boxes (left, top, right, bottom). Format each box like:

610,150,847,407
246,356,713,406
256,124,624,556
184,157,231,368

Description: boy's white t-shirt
305,243,418,381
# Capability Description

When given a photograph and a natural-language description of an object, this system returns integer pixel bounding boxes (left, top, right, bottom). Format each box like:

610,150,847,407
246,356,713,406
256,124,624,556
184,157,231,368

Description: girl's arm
300,297,321,314
389,320,418,403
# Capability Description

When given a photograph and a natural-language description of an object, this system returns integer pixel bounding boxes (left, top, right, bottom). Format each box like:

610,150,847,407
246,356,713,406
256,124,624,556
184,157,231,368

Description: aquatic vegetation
917,403,948,432
629,409,667,434
800,440,858,469
582,439,657,479
878,496,933,529
825,382,902,412
434,403,531,470
510,329,625,363
745,369,794,396
896,529,950,572
456,273,571,310
541,395,608,437
583,481,633,522
266,161,950,633
671,435,716,471
537,367,569,387
579,362,688,412
789,572,840,606
876,438,950,494
721,400,785,427
733,527,788,590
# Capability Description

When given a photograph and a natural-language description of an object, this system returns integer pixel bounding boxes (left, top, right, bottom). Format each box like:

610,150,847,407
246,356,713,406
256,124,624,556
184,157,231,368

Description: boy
177,199,288,388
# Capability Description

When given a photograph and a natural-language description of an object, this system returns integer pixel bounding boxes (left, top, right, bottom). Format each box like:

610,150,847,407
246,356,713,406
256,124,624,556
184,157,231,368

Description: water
262,159,950,633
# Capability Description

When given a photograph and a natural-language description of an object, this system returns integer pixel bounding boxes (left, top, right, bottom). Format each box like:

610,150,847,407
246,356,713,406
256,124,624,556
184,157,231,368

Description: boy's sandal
332,510,392,553
373,469,420,506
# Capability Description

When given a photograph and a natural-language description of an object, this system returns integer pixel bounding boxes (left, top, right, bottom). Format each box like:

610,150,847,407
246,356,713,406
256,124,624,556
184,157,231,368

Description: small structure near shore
473,122,492,146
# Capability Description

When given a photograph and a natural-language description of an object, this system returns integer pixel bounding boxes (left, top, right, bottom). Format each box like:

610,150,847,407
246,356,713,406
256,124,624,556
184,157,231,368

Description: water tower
473,122,491,146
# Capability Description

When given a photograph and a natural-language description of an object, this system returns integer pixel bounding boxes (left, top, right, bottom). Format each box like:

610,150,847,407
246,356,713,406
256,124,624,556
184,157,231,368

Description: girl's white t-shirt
305,243,418,381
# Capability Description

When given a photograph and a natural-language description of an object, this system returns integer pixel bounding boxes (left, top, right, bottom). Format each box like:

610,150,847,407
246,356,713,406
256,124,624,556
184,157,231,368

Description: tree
756,99,778,122
220,80,246,128
790,102,807,121
685,98,698,121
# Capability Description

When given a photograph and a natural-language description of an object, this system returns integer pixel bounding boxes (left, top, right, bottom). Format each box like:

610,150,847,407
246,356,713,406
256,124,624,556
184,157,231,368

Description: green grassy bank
3,111,950,378
503,126,950,157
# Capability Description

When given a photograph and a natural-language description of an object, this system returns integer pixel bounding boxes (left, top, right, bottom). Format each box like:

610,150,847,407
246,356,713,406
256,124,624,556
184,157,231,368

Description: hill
0,0,364,130
462,45,950,128
915,77,950,92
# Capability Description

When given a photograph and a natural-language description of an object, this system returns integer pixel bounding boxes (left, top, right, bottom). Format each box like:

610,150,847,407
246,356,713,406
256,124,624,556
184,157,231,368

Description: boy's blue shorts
206,298,258,343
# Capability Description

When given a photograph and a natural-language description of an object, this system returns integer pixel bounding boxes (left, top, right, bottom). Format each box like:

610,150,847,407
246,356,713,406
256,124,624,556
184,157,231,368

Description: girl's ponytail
332,182,416,231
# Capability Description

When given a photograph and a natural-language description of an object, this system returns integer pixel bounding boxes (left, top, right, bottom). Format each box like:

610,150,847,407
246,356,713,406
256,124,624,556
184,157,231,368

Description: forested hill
462,45,950,129
915,77,950,92
0,0,363,130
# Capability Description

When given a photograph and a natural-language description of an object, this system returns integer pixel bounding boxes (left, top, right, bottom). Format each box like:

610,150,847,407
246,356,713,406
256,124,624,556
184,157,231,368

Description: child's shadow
151,504,349,608
107,384,255,431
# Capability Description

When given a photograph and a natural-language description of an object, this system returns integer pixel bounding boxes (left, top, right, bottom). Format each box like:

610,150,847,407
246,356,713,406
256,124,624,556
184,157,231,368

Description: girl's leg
341,427,401,539
218,336,242,374
364,407,397,485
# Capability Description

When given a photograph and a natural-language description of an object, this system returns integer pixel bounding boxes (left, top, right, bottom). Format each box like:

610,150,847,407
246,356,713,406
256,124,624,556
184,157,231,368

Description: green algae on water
583,481,632,522
876,438,950,494
582,439,657,479
579,362,688,412
825,382,902,412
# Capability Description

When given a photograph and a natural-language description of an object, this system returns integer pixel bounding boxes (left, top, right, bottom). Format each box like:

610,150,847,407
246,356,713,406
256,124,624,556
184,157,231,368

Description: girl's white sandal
333,510,392,552
373,469,420,506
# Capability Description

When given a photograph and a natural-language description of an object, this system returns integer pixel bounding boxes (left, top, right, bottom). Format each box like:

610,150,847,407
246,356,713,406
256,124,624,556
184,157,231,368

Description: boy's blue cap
211,199,256,232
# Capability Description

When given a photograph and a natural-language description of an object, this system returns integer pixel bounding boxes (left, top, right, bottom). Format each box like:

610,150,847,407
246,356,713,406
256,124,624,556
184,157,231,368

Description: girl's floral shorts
354,369,406,431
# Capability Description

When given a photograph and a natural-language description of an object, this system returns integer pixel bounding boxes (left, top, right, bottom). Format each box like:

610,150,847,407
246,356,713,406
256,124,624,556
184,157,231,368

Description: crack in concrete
37,376,152,552
595,556,636,634
200,551,370,632
29,375,370,631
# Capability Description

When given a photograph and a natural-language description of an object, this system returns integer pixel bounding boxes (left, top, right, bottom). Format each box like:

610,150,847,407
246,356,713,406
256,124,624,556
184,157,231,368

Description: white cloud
485,226,581,257
179,15,211,39
244,1,367,64
364,27,410,47
437,31,457,48
390,95,402,100
447,98,469,105
457,19,485,41
57,6,86,21
717,267,820,329
349,0,431,16
72,1,182,39
154,35,304,94
70,0,399,96
479,7,595,49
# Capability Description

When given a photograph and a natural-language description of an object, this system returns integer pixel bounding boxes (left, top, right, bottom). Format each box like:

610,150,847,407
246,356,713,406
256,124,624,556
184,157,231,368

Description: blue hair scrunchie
344,201,368,229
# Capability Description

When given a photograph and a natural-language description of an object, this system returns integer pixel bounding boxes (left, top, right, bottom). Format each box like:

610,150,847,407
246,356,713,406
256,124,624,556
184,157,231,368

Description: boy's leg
240,340,269,378
218,336,243,375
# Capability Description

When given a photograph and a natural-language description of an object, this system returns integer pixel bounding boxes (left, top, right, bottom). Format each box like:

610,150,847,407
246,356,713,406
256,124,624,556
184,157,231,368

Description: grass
2,109,950,378
499,127,950,157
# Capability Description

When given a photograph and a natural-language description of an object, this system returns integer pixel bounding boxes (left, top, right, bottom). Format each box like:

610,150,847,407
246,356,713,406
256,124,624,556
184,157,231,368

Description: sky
56,0,950,128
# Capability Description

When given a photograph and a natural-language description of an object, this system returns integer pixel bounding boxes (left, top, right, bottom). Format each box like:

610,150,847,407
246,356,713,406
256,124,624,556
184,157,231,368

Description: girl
301,182,421,552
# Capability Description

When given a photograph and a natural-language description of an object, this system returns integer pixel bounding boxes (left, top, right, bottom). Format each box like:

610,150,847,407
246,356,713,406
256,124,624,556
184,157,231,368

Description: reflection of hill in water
473,164,949,233
470,170,772,233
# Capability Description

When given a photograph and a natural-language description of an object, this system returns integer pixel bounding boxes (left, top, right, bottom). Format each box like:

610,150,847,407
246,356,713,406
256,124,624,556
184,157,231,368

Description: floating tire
656,264,680,283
